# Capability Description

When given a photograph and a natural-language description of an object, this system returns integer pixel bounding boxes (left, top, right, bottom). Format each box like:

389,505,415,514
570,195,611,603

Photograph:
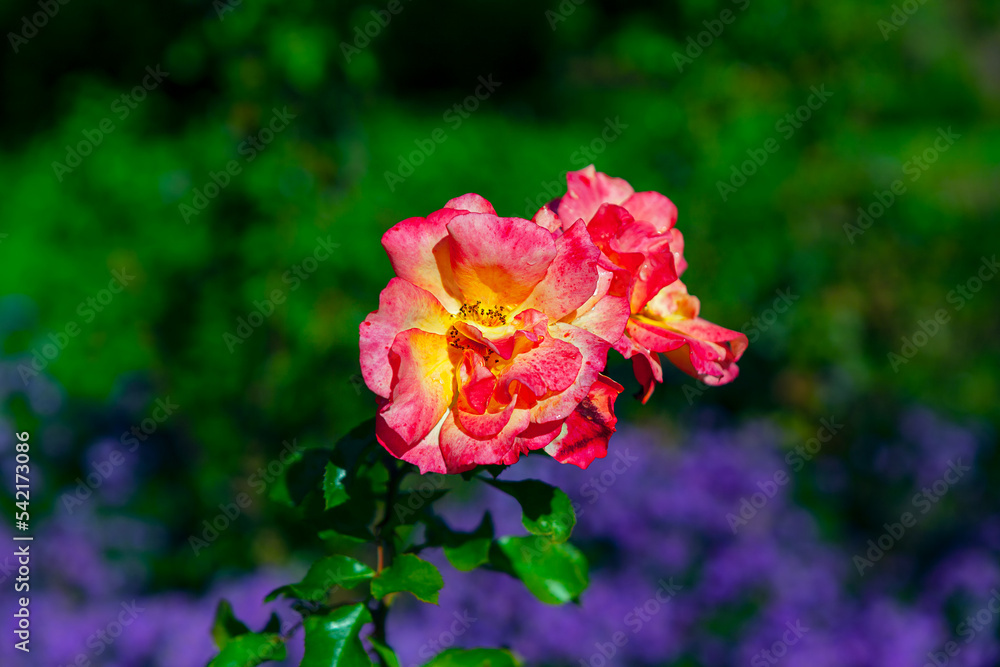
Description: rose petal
377,329,455,449
457,350,496,415
556,166,634,229
498,333,583,401
444,193,497,215
544,374,623,469
447,213,557,307
621,191,678,234
377,409,448,475
381,211,464,312
530,323,611,423
360,278,453,399
440,406,532,472
518,220,601,320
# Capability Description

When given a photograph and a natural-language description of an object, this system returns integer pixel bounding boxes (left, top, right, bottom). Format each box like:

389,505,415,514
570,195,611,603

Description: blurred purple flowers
389,411,998,667
0,340,995,667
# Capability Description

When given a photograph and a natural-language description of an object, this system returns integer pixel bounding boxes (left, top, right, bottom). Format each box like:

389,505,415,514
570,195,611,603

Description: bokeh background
1,0,998,664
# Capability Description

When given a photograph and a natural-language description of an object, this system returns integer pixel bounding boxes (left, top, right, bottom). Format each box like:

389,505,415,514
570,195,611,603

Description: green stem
371,459,406,666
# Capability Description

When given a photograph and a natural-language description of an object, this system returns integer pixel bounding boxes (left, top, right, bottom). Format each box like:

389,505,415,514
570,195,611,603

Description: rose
534,166,747,402
360,194,629,474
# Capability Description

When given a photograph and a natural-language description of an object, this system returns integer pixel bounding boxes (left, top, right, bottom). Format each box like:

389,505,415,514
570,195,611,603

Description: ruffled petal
377,409,448,475
359,278,453,399
498,333,583,401
440,406,532,472
530,323,611,423
452,308,548,360
518,220,601,321
544,374,623,469
628,281,747,386
621,191,677,234
556,166,634,229
456,350,496,415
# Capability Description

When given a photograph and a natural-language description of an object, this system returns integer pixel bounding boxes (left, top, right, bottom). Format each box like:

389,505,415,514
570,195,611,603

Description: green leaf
421,648,519,666
368,637,402,667
285,447,335,506
318,528,369,552
301,603,373,667
486,479,576,543
492,536,588,605
207,632,287,667
265,555,374,602
211,599,250,649
443,513,494,571
324,462,350,510
371,553,444,603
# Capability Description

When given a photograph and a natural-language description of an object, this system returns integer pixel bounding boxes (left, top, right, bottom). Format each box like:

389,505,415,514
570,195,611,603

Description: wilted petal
544,374,623,469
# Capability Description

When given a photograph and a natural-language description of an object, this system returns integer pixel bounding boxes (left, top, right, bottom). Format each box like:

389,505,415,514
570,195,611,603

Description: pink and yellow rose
533,166,747,403
360,194,628,474
360,167,747,473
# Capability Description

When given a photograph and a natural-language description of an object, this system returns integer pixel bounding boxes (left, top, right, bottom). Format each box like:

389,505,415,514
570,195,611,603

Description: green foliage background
0,0,997,599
